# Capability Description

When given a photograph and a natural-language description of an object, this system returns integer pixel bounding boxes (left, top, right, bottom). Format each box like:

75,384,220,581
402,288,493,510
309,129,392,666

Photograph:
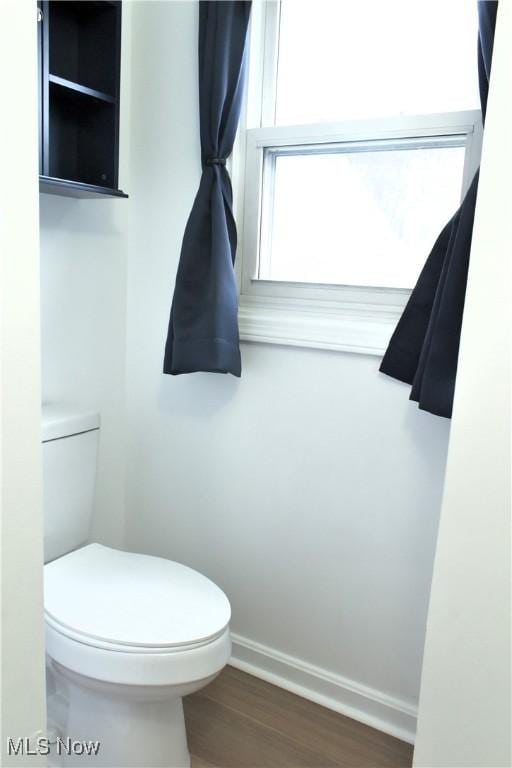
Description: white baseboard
230,633,417,745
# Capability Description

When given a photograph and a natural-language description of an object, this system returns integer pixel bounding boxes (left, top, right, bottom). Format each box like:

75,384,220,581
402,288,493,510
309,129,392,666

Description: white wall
124,1,450,740
0,2,46,762
39,197,128,546
39,8,132,548
413,3,512,765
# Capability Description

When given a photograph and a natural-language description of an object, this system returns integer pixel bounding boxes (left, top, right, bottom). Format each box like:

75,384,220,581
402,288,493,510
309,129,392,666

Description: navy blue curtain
379,1,498,418
164,1,252,377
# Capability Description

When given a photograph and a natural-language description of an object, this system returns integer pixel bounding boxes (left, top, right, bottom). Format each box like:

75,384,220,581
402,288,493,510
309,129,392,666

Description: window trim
234,2,483,356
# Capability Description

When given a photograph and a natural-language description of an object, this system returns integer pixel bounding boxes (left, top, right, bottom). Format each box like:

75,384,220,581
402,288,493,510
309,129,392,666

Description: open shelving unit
38,1,127,199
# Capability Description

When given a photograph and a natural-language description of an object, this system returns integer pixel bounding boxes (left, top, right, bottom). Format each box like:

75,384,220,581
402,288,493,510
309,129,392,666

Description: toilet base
47,659,213,768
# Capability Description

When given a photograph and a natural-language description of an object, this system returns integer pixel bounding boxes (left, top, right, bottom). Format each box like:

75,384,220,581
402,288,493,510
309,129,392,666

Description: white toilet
42,404,231,768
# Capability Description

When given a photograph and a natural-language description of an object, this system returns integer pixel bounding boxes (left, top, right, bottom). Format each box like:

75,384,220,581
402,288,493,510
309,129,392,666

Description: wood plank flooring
184,666,413,768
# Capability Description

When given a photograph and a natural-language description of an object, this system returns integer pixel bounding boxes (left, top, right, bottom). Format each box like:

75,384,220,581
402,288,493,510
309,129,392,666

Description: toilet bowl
45,543,231,767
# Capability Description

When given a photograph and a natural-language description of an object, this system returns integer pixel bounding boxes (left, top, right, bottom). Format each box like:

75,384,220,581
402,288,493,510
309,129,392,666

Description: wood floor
184,666,413,768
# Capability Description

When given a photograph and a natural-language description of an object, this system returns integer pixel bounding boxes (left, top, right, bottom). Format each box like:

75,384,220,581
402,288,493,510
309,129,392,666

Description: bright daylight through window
238,0,482,352
267,143,466,289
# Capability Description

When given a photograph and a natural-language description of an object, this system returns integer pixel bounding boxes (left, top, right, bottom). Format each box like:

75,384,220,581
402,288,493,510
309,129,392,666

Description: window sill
238,294,405,356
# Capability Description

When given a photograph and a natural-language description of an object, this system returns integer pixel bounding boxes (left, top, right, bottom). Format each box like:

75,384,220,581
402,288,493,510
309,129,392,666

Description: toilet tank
42,404,100,564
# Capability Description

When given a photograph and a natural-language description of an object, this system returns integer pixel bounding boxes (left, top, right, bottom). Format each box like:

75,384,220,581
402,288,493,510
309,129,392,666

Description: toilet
42,404,231,768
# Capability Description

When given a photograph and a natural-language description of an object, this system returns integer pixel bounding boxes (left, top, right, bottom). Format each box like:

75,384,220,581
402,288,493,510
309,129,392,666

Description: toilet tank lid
42,404,100,443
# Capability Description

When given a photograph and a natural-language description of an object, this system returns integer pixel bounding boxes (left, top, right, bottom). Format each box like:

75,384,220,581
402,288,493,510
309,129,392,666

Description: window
236,0,482,354
260,140,466,290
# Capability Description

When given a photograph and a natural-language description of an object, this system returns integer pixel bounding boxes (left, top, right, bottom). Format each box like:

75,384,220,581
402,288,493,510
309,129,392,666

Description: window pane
275,1,479,125
262,145,465,289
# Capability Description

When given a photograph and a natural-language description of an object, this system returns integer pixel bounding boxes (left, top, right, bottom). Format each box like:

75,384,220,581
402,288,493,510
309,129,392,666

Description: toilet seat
44,544,231,685
45,621,231,686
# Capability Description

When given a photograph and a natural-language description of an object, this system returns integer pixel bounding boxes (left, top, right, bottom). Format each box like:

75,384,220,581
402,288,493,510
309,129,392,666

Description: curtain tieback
206,157,227,166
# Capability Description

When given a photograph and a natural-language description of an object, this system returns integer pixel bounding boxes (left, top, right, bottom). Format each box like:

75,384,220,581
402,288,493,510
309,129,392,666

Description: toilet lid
44,544,231,650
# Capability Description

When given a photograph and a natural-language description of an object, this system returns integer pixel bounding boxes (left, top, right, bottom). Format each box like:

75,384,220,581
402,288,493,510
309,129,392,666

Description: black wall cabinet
38,1,128,199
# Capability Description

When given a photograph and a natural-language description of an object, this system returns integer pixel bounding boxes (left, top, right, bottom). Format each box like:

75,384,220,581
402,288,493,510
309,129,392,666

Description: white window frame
233,0,483,356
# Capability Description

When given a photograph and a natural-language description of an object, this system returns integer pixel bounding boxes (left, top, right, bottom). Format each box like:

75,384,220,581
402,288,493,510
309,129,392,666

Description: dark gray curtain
379,1,498,418
163,1,251,377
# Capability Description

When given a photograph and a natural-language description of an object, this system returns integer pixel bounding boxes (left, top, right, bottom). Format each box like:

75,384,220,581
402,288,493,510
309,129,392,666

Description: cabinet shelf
48,74,116,104
39,176,128,199
38,1,126,199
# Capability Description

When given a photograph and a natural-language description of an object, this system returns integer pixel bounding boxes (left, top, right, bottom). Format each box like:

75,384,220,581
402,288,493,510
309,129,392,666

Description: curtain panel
164,1,252,377
379,1,498,418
